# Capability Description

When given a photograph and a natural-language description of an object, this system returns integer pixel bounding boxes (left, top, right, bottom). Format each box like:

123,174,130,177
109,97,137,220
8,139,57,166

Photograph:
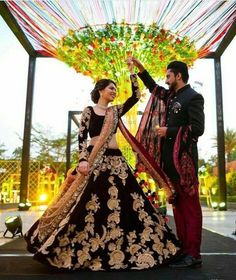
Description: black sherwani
138,70,205,181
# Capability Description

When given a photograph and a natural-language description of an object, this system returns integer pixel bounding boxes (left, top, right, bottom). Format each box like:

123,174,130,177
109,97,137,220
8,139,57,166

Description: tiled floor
202,207,236,239
0,205,236,247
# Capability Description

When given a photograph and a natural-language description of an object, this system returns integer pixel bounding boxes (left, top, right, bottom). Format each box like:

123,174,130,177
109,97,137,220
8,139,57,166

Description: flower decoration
57,22,198,104
134,168,167,215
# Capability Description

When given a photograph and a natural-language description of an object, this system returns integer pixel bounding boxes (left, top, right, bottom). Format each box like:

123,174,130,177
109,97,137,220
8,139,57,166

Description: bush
226,171,236,195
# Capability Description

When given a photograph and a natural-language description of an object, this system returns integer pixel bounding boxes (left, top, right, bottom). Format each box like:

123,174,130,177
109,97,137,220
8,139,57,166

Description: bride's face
99,83,117,102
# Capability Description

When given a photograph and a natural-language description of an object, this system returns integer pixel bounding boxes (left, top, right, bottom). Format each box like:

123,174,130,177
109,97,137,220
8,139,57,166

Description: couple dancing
25,57,204,270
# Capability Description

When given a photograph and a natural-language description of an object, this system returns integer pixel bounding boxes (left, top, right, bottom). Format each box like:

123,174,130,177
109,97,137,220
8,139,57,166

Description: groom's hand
155,126,167,137
131,57,145,73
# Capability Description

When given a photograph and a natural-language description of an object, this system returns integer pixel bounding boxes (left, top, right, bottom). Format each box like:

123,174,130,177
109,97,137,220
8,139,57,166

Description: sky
0,15,236,161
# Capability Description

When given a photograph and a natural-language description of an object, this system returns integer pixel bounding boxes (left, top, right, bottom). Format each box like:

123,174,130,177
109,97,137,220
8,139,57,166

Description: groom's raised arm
132,57,158,93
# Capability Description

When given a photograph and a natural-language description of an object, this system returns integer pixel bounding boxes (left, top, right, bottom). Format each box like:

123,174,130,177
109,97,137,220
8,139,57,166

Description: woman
24,60,180,271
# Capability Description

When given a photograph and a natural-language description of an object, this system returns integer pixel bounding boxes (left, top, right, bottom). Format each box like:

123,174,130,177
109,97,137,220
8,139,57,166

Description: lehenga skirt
25,148,180,271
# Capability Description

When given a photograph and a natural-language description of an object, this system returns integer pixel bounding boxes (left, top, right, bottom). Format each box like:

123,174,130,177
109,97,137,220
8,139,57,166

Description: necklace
95,104,108,110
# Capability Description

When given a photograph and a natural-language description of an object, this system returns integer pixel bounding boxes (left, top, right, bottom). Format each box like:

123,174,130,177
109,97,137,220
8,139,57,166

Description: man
132,58,205,268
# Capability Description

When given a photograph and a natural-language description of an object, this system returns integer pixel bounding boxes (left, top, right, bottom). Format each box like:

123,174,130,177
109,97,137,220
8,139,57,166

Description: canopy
1,0,236,58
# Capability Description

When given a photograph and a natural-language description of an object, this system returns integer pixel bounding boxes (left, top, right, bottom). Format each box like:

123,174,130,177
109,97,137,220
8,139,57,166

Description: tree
229,149,236,161
11,147,22,160
0,142,6,159
224,128,236,162
212,128,236,162
31,126,78,175
204,155,218,175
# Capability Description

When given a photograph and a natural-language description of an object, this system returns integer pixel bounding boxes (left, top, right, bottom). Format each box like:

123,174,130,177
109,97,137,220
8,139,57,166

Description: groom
132,57,205,268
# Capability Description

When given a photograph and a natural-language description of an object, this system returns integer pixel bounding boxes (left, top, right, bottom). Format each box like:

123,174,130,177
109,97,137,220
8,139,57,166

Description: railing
0,160,64,204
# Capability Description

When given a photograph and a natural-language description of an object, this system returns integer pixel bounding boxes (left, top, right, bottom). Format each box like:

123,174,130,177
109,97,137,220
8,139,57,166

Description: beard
168,80,177,91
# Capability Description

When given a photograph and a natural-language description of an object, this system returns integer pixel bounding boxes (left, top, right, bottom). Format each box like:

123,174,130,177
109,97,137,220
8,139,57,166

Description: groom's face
165,69,177,91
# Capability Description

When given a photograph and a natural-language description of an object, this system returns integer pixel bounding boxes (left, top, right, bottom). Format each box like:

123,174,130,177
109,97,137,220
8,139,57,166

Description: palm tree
212,128,236,162
225,129,236,162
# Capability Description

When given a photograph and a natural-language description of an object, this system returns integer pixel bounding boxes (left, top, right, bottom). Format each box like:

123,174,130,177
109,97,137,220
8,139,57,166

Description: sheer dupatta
33,107,119,244
135,86,167,166
125,86,175,200
118,120,175,201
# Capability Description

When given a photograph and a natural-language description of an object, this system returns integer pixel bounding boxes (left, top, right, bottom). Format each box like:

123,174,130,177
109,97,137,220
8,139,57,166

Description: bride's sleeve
78,106,91,162
117,74,141,117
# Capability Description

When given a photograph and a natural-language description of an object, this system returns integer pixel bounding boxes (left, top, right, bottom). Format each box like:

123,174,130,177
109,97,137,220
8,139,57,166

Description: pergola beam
0,2,37,57
215,20,236,57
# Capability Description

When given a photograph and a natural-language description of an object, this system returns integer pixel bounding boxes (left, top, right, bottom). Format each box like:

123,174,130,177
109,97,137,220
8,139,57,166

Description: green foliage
226,171,236,195
11,147,22,160
30,126,78,175
212,128,236,162
57,22,198,103
228,149,236,162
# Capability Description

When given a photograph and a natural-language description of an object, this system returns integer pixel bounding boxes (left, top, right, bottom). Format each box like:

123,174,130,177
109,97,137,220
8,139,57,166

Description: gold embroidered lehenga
24,75,180,271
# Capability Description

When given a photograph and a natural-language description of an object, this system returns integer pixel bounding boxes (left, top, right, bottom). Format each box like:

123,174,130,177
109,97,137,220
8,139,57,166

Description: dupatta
134,85,198,196
135,86,167,166
119,120,175,201
35,106,119,243
173,125,199,196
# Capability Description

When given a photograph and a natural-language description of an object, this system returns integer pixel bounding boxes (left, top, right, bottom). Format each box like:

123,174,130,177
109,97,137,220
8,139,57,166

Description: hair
90,79,116,104
167,61,189,83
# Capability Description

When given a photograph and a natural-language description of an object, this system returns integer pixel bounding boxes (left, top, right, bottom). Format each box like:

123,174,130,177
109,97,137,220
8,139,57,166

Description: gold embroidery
152,241,164,255
130,74,141,99
85,213,95,223
138,209,148,220
79,142,88,161
107,198,120,210
166,239,178,255
109,227,123,240
43,161,179,270
129,244,141,255
58,235,70,247
73,231,88,243
89,257,104,271
93,155,129,185
131,193,145,211
109,250,125,268
90,236,104,252
79,107,91,138
78,107,91,161
86,194,100,212
136,252,156,269
47,247,74,269
126,192,179,269
107,211,120,224
140,227,153,243
76,248,91,266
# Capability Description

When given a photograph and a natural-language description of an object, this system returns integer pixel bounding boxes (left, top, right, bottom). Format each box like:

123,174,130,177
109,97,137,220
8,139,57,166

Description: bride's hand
76,161,90,175
127,57,134,74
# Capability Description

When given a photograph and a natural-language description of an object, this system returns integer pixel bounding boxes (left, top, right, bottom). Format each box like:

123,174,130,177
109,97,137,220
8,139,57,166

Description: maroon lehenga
24,76,180,271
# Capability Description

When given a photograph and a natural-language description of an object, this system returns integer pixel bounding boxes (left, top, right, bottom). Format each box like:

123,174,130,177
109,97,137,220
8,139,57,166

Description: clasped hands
127,57,134,74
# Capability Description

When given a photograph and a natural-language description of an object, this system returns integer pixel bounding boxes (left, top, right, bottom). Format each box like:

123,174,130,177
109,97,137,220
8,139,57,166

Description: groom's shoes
169,255,202,269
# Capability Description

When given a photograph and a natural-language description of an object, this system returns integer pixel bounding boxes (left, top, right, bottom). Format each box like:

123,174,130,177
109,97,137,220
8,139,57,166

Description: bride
24,58,180,271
